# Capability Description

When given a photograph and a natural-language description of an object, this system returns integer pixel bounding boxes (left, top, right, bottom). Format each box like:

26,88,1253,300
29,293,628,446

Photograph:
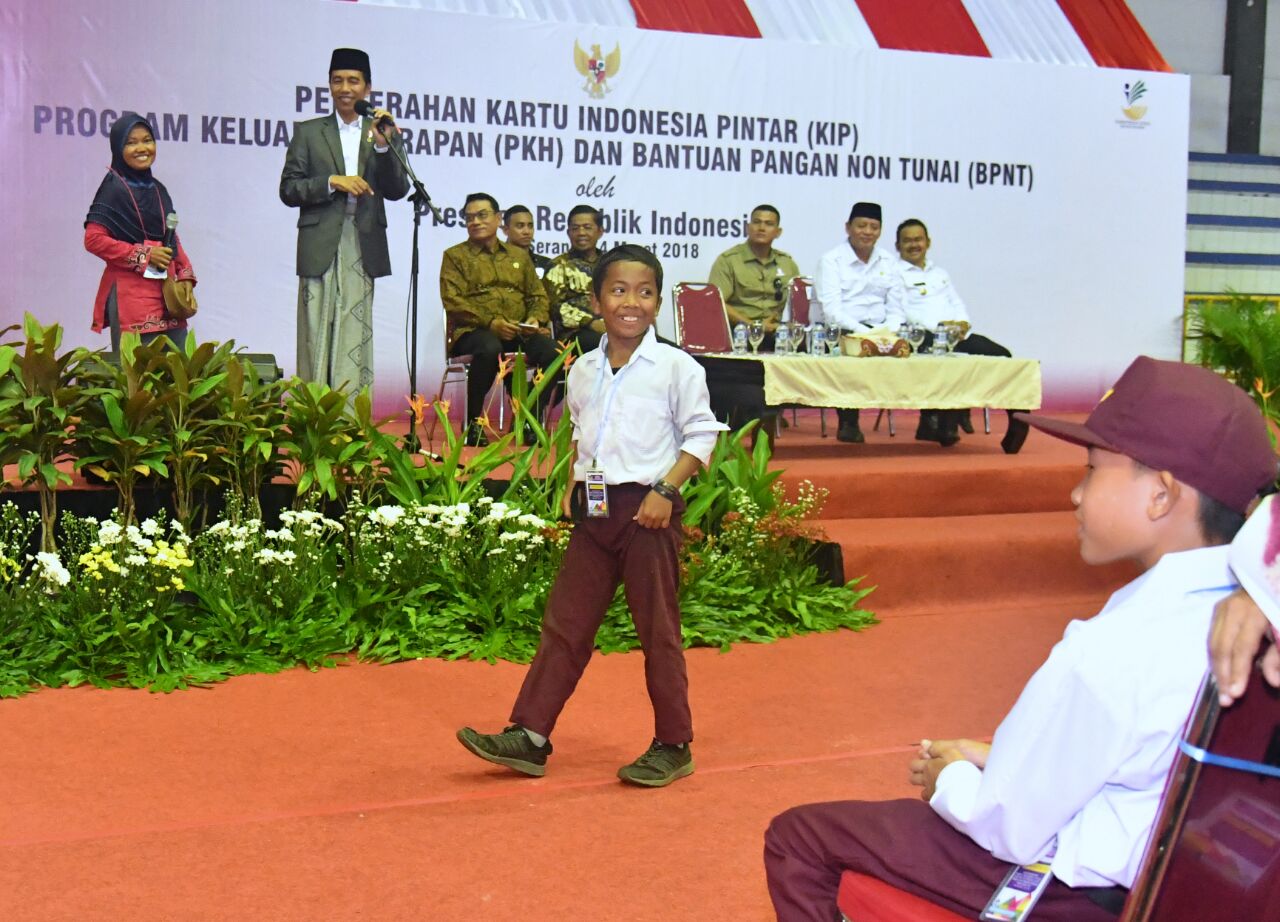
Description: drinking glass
826,323,842,356
791,322,808,354
748,321,765,354
908,324,926,354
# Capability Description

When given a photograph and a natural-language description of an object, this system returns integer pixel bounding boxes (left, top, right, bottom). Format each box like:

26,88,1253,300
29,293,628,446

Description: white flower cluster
255,547,298,565
357,497,551,572
79,516,194,589
34,551,71,591
205,518,263,553
280,509,344,536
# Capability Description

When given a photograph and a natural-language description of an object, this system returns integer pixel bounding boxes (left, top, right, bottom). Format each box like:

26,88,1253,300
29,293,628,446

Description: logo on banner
574,41,621,98
1116,80,1149,129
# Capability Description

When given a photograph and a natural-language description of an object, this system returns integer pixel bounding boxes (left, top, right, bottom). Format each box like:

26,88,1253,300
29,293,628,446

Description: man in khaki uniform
708,204,801,342
441,192,556,444
704,204,800,442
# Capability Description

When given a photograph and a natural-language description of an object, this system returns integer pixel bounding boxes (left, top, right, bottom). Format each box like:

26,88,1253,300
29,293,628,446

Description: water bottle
732,322,748,355
774,323,791,355
933,323,950,356
810,324,826,357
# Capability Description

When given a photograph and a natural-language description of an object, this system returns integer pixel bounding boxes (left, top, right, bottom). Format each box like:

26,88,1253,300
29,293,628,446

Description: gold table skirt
707,353,1042,410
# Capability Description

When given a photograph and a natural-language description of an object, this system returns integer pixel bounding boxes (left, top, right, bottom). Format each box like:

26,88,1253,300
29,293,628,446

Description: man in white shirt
764,356,1278,921
895,218,1027,451
813,202,907,443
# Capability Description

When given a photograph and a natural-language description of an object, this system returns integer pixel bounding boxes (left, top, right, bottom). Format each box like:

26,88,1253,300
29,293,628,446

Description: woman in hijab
84,111,196,348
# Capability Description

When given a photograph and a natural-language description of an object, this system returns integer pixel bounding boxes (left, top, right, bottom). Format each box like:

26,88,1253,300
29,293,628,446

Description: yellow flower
407,392,429,427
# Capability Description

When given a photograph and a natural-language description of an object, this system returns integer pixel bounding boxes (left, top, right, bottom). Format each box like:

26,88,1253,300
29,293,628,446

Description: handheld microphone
165,212,179,250
354,99,395,132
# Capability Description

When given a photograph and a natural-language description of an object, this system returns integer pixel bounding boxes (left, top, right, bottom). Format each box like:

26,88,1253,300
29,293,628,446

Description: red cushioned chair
837,872,968,921
430,311,529,443
672,282,731,354
837,671,1280,922
787,275,814,327
785,276,826,435
1120,672,1280,921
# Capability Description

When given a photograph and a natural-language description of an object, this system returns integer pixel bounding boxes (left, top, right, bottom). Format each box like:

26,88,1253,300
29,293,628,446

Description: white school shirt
812,243,906,330
930,546,1238,889
896,259,971,328
566,327,726,485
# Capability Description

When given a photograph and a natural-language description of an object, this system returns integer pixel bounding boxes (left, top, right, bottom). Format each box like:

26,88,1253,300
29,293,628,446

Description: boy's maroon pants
764,799,1122,921
511,483,692,744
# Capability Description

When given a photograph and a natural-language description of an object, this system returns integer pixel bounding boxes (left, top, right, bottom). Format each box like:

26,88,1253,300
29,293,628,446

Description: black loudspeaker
87,351,282,383
239,354,284,383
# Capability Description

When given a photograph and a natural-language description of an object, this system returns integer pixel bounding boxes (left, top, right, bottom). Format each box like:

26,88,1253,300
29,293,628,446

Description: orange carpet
0,409,1133,921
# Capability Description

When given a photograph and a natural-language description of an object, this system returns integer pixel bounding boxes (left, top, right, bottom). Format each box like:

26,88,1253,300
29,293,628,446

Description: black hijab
84,112,175,244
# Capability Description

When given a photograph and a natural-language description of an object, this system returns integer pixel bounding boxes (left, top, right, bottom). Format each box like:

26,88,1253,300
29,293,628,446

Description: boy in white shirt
457,244,726,788
765,356,1277,920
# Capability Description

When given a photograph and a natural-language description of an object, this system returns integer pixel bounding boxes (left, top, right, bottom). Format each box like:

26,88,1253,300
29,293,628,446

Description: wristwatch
651,479,680,501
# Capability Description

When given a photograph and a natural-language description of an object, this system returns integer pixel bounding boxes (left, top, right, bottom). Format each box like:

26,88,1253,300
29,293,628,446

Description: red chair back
673,283,731,354
788,276,815,326
1121,673,1280,921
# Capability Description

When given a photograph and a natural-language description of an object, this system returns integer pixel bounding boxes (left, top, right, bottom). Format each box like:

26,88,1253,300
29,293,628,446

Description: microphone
354,99,395,132
165,212,178,250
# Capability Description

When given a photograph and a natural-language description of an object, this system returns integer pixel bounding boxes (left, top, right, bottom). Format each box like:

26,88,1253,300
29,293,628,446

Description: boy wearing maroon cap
765,356,1278,922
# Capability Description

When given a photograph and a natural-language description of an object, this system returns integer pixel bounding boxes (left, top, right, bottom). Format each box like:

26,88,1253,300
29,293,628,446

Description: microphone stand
382,125,443,456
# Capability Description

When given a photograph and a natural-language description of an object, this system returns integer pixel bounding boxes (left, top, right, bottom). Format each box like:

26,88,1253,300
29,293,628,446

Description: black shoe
617,739,694,788
836,424,864,444
914,411,940,442
917,412,960,447
958,410,975,435
464,424,489,447
1002,415,1030,454
456,725,552,777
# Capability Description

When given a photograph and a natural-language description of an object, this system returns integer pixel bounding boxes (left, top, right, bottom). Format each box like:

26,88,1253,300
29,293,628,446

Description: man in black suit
280,47,409,392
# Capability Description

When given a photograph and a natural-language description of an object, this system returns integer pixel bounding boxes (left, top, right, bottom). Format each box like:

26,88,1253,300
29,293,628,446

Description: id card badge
979,858,1054,922
585,465,609,518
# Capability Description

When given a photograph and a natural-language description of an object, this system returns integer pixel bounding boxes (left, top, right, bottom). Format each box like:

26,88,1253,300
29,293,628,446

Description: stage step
822,511,1138,617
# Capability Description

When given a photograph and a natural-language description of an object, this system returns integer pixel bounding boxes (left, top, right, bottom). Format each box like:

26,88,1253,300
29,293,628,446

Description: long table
696,353,1042,411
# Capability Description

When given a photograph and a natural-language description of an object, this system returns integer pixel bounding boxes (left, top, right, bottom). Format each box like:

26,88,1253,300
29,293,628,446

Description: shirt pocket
615,394,673,455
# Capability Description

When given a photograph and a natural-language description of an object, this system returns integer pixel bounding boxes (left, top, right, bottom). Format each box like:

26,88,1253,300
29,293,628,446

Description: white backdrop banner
1,0,1189,411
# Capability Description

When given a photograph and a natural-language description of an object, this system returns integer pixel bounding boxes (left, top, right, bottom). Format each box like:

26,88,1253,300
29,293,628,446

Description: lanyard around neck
590,343,637,464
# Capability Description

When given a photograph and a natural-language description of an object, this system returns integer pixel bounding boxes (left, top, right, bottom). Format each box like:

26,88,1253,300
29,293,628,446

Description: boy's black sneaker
456,725,551,777
617,739,694,788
